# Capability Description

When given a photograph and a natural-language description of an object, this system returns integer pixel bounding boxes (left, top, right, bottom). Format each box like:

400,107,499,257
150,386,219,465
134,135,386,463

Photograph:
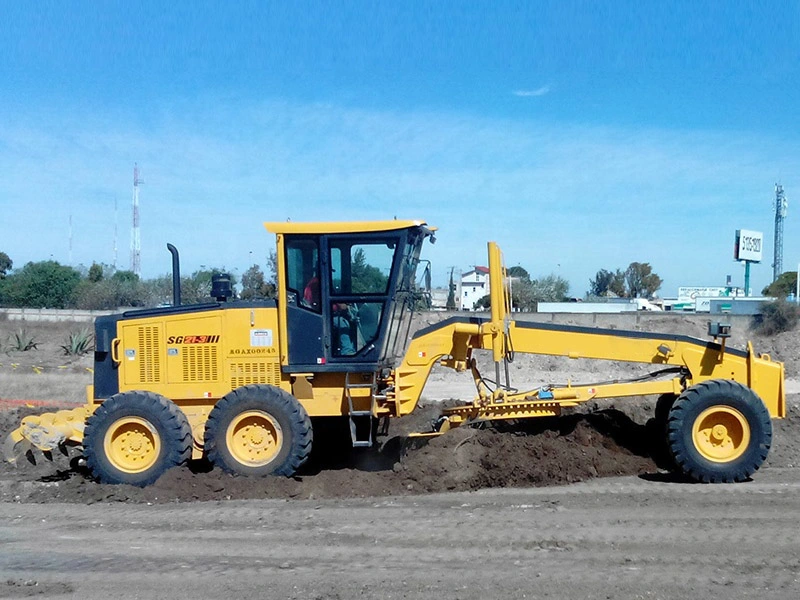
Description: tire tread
83,391,192,486
205,384,312,477
667,380,772,483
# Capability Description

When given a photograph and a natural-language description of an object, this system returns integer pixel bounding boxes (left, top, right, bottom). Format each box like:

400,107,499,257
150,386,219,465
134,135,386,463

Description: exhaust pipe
167,243,181,307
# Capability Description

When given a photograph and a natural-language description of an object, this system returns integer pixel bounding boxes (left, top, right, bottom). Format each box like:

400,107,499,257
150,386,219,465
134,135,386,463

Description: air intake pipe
166,243,181,307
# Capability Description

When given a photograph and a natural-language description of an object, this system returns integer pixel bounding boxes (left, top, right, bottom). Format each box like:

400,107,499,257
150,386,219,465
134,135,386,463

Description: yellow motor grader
5,220,785,486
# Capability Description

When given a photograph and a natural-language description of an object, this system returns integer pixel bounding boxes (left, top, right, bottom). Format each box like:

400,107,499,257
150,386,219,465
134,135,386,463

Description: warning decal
250,329,274,347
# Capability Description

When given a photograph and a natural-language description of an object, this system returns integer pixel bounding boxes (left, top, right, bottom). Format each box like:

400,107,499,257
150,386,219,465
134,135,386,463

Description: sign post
734,229,763,297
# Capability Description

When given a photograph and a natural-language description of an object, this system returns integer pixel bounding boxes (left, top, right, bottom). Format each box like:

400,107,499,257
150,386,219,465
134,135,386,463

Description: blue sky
1,1,799,297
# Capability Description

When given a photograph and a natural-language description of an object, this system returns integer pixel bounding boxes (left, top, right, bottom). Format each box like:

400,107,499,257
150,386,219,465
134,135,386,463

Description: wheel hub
692,405,750,463
103,417,161,474
711,424,727,441
226,410,283,467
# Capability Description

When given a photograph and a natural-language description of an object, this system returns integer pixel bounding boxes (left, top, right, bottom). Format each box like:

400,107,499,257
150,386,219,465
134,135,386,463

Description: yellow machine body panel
264,219,434,235
108,305,380,455
115,307,286,400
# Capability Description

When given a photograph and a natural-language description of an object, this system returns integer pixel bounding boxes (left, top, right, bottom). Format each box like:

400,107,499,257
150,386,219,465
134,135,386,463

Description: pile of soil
0,401,664,504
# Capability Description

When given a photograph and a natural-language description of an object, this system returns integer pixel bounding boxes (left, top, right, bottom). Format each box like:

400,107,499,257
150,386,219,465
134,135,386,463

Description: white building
461,266,489,310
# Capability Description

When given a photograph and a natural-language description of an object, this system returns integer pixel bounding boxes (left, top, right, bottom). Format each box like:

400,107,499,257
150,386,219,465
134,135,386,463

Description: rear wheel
83,391,192,486
667,380,771,483
204,385,312,477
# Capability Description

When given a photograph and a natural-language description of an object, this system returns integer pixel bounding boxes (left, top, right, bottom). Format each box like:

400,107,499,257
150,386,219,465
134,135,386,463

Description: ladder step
346,383,375,389
349,415,373,447
349,410,372,417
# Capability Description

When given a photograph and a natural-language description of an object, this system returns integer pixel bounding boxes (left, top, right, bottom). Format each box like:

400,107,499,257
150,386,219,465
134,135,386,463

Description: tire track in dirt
2,472,800,599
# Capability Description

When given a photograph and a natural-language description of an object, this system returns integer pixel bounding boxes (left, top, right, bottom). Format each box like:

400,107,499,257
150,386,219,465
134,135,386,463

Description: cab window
286,238,320,312
329,240,394,296
330,301,384,357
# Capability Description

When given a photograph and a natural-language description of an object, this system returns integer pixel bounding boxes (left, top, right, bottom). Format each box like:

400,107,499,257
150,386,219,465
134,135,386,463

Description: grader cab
5,220,786,487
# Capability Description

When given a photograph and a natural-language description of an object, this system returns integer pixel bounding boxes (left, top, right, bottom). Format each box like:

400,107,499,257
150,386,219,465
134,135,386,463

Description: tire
204,384,312,477
83,391,192,486
646,393,678,469
667,380,772,483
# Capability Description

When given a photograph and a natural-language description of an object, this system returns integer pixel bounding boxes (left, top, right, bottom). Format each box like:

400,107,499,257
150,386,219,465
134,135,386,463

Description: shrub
9,329,38,351
61,328,94,356
753,299,800,335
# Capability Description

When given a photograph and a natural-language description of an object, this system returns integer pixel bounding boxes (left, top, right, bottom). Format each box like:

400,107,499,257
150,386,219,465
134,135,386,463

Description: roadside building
461,266,489,311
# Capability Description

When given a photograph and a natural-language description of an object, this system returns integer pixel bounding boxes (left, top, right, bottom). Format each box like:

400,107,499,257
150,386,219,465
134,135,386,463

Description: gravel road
2,467,799,600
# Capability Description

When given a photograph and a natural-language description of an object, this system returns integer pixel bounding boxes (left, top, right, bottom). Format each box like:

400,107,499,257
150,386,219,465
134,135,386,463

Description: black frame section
284,228,420,372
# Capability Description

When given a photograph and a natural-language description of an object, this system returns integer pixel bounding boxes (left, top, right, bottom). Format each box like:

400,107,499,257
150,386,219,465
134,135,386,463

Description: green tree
0,261,81,308
511,279,536,310
446,268,457,310
0,252,12,278
474,294,491,310
589,268,626,297
507,265,531,282
510,273,570,311
74,278,148,309
178,268,236,304
763,272,798,298
112,270,139,284
241,264,276,300
531,274,570,302
88,262,104,283
351,248,388,293
266,250,278,285
624,262,662,298
609,269,627,297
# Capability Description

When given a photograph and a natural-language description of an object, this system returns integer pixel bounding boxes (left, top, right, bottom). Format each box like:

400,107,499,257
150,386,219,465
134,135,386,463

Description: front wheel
667,380,772,483
83,391,192,486
204,385,313,477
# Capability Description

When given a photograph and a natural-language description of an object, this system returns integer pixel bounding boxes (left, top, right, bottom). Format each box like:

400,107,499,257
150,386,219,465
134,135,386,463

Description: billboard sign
677,286,730,302
734,229,763,262
695,297,712,313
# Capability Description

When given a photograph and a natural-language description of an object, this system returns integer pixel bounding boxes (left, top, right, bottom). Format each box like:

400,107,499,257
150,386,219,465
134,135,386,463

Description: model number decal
229,348,276,355
167,335,220,344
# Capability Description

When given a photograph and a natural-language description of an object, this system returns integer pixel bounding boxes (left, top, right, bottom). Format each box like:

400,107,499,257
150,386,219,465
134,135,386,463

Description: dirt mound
1,402,661,504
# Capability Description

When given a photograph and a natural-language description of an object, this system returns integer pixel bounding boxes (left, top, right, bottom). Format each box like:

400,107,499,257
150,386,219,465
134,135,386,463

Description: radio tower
772,183,787,282
131,164,143,277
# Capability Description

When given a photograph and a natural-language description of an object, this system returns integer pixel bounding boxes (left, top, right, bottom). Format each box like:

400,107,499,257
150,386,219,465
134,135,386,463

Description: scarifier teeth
3,432,31,466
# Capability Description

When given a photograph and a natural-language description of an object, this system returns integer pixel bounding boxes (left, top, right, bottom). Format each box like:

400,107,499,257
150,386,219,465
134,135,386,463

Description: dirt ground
2,314,800,598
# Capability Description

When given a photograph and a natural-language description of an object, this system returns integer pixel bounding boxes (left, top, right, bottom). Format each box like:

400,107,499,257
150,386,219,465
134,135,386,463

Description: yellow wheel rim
226,410,283,467
103,417,161,474
692,406,750,463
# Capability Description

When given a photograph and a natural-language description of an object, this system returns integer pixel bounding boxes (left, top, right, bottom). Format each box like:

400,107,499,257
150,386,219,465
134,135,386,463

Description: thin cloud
513,85,551,97
0,100,797,295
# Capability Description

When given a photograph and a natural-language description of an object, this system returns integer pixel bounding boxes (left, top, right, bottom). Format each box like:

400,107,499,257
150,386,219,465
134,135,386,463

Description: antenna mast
131,164,143,276
113,196,118,270
773,183,787,282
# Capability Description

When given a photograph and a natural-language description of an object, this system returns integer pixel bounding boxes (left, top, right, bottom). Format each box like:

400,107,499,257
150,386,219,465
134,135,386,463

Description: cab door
284,236,326,366
325,235,400,365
